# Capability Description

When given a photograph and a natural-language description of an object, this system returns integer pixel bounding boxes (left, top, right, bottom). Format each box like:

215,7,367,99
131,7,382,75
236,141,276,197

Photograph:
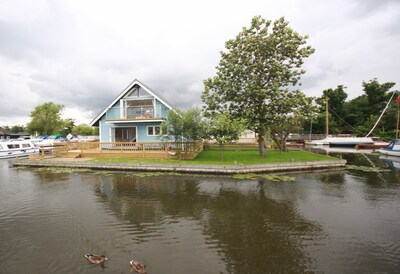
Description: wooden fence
52,140,204,160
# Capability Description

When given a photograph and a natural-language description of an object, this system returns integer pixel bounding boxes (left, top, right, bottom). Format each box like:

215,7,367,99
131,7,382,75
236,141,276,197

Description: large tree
314,85,348,134
363,78,395,117
202,16,314,156
27,102,65,135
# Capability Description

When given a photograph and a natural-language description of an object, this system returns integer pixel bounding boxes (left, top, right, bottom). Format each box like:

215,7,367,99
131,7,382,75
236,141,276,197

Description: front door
114,127,136,142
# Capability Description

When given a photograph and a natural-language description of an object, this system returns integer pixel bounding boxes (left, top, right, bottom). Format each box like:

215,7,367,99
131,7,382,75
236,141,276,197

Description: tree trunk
258,129,267,157
219,143,224,161
282,133,290,152
270,132,285,152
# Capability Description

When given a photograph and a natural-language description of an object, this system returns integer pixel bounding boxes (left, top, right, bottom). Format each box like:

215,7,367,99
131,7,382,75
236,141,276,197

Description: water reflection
1,154,400,273
94,174,326,273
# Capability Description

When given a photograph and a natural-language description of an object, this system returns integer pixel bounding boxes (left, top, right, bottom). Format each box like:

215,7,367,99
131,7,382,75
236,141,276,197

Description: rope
328,106,365,135
364,92,396,137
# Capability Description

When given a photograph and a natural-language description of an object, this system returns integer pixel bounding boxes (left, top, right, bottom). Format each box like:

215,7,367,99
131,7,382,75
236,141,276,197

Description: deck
47,141,204,160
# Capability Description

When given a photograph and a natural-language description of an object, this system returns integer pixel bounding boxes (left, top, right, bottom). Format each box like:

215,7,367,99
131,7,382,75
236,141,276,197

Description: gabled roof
90,79,174,127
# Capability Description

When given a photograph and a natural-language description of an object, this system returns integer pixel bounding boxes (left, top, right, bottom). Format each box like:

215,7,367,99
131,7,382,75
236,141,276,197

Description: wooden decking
52,141,204,160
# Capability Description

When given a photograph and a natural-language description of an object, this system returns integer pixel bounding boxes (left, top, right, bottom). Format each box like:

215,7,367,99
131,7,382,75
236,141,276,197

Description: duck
130,260,147,273
84,254,109,265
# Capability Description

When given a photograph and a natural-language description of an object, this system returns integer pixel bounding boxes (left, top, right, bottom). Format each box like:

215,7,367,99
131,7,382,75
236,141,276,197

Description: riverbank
13,157,347,174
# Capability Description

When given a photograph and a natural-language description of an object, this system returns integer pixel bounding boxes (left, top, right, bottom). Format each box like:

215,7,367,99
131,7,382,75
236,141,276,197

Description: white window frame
147,125,161,136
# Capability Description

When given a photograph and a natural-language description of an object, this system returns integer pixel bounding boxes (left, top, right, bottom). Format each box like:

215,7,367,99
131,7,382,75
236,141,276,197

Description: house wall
95,82,172,142
99,116,163,142
155,99,170,118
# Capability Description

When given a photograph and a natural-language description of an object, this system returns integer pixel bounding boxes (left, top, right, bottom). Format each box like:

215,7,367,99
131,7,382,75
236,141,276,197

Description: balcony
106,106,163,120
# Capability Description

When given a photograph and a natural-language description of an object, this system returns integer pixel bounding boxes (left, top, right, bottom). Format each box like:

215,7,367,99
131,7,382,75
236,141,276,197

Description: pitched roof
0,126,10,135
90,79,173,127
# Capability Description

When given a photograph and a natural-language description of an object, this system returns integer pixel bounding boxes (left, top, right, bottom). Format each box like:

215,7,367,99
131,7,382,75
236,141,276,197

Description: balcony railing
106,106,163,120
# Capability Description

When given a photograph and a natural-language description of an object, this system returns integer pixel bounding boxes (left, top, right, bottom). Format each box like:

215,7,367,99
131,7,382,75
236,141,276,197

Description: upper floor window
124,85,151,98
147,126,161,136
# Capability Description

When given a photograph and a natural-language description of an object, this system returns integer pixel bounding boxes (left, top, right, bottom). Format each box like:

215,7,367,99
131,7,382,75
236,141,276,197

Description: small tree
162,108,206,158
59,118,76,137
27,102,65,135
206,112,245,160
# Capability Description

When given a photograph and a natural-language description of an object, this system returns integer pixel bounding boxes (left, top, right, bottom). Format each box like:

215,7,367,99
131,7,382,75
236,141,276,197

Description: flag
396,95,400,105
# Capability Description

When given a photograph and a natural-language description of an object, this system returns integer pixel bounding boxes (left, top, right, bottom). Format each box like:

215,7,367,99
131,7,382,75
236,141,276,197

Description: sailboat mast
325,96,329,137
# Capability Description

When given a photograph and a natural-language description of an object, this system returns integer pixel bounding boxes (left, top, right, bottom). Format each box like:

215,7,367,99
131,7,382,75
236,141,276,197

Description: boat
306,136,374,147
379,154,400,171
379,139,400,157
355,141,390,150
306,94,395,147
0,140,39,159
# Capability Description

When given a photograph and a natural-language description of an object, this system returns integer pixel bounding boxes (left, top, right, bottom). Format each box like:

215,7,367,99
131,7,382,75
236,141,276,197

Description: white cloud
0,0,399,126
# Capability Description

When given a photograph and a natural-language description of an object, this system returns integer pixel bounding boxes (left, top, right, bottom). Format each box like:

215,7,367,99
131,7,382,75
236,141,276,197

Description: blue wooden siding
99,116,110,142
137,122,164,142
99,118,163,142
98,92,171,142
104,101,121,119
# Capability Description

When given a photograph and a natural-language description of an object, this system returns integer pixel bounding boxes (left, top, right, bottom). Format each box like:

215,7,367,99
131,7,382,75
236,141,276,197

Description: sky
0,0,399,126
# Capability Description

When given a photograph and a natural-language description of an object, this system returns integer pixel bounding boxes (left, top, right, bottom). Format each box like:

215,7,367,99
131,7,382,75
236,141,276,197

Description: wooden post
325,96,329,137
142,143,145,158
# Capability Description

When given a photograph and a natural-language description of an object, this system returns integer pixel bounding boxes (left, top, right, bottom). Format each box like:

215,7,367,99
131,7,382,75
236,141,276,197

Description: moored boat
355,141,390,150
306,137,374,147
379,139,400,157
0,140,39,159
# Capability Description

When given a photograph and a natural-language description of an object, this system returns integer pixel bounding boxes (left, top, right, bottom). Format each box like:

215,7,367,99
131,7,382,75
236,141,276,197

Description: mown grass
92,149,335,165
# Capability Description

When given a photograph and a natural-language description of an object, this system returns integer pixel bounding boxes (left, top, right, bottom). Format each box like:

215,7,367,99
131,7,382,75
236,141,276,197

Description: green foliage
346,165,390,173
35,167,93,173
125,172,181,177
202,16,315,156
205,112,246,160
59,118,75,136
363,78,395,116
72,124,97,136
233,173,295,181
162,108,206,142
310,79,398,138
269,91,316,151
9,125,26,133
27,102,65,135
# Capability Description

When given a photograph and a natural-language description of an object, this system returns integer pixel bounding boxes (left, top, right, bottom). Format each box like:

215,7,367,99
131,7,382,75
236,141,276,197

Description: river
0,151,399,273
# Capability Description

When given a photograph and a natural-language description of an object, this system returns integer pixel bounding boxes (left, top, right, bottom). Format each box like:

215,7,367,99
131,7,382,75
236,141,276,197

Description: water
0,152,399,274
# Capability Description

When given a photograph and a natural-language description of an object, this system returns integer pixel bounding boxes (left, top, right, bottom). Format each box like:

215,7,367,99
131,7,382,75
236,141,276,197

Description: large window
147,126,161,136
123,99,154,118
113,127,136,142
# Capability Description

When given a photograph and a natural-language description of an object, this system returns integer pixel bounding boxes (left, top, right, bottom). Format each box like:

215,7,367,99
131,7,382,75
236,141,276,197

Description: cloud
0,0,399,126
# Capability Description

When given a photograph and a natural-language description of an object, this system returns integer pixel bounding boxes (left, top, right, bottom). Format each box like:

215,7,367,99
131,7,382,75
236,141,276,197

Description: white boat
379,139,400,157
306,137,374,146
0,140,39,159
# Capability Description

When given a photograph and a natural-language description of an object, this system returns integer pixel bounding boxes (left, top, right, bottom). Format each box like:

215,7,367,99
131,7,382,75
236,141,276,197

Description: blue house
90,79,173,143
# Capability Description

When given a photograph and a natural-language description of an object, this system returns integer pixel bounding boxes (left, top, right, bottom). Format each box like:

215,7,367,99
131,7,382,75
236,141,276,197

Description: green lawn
92,149,335,165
